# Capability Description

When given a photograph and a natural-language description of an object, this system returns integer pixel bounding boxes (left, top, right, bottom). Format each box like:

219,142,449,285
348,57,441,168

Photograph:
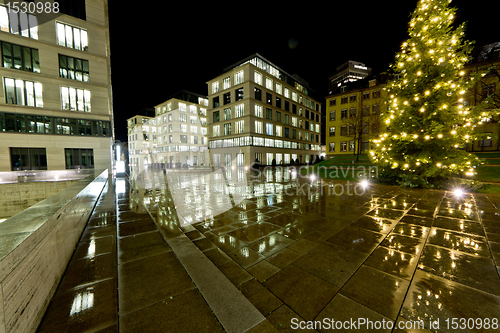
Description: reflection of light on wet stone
70,288,94,316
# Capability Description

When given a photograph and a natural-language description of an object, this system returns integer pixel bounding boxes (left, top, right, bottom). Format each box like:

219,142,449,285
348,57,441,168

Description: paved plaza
38,167,500,332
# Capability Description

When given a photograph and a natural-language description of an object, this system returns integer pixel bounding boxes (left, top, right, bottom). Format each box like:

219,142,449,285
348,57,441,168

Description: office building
325,78,384,157
207,54,322,168
0,0,114,171
464,42,500,151
328,60,371,94
127,91,210,168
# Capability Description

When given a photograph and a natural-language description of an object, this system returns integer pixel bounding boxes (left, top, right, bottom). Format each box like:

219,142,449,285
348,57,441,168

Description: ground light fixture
452,188,465,198
360,180,370,190
309,174,317,181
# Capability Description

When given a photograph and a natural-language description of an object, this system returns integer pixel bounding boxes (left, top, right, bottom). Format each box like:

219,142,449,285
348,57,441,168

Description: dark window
284,127,289,138
266,92,272,105
276,111,281,123
284,100,289,111
59,54,89,82
213,96,219,108
65,148,94,169
478,133,493,147
1,42,40,73
10,147,47,170
266,108,272,120
276,97,281,108
213,111,220,123
292,104,297,114
305,110,309,118
0,112,110,137
58,0,86,20
235,88,243,101
223,92,231,105
341,125,347,136
254,88,261,101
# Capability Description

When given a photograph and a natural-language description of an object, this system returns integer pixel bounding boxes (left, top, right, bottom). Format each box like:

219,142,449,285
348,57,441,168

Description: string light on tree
370,0,490,187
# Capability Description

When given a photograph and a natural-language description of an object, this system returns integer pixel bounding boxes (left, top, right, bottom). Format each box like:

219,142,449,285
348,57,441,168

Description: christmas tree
371,0,489,187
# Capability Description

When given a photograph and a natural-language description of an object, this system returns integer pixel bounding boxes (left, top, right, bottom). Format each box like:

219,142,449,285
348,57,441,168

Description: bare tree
341,89,381,162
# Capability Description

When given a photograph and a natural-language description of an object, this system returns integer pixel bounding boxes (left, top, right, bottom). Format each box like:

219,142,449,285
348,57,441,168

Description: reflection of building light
70,288,94,316
87,239,95,258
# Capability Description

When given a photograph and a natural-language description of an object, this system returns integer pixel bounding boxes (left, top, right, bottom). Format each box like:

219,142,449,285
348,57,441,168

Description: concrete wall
0,180,79,219
0,169,108,333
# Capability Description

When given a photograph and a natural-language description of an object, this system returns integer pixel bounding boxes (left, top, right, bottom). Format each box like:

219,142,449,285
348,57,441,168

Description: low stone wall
0,180,80,219
0,169,108,333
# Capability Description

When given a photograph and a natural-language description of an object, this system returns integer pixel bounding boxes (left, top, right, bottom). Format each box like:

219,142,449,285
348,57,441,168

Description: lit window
235,104,244,118
179,103,186,111
276,83,282,95
223,77,231,89
4,78,42,107
254,71,262,85
213,125,220,137
235,71,244,85
255,121,263,134
266,123,273,135
189,105,197,114
284,88,289,98
292,92,297,102
254,104,262,118
266,77,273,90
235,120,244,134
0,6,38,39
212,81,219,94
56,23,87,50
190,126,197,134
276,125,282,137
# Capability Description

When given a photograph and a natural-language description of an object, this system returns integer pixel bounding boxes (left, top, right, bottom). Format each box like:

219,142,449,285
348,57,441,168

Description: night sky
107,0,498,142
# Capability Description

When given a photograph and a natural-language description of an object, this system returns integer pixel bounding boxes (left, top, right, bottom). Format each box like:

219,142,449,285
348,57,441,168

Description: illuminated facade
154,92,210,167
127,92,210,168
207,54,322,168
325,78,385,157
464,42,500,151
0,0,113,171
328,60,371,94
127,114,155,169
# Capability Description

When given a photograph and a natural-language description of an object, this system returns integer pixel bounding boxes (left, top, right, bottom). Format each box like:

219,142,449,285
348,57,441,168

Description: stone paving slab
37,169,500,332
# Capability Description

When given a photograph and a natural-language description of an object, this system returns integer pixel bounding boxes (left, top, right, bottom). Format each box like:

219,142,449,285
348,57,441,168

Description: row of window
10,147,94,171
329,123,380,137
329,141,370,153
212,151,313,167
0,6,89,52
2,39,91,83
212,87,320,122
329,90,381,106
2,41,40,73
213,104,320,133
211,68,317,110
209,136,321,151
0,112,111,136
329,105,380,121
0,6,38,39
156,100,208,116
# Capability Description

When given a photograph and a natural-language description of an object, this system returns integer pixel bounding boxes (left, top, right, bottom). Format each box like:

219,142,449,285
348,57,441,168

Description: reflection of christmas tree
371,0,490,187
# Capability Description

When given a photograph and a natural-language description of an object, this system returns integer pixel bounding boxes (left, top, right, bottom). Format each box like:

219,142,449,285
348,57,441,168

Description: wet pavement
37,167,500,332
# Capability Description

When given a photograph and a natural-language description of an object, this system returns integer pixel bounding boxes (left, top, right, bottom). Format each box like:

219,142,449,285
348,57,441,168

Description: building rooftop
221,53,318,98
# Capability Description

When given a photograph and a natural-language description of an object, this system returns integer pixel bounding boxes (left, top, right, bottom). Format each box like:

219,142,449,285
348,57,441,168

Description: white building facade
0,0,113,171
